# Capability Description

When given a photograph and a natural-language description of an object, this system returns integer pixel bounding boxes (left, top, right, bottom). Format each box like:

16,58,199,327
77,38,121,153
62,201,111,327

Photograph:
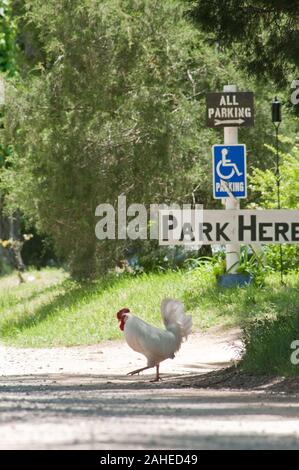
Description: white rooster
116,299,192,381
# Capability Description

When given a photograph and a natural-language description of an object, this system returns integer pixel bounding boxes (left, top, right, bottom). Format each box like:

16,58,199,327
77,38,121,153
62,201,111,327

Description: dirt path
1,327,299,450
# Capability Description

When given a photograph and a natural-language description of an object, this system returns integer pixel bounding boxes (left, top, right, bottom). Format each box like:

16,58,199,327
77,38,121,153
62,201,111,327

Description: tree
0,1,19,275
189,0,299,86
1,0,280,278
0,0,221,277
0,0,17,74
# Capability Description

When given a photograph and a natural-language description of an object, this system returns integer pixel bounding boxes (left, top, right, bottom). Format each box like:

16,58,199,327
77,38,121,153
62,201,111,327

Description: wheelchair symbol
216,148,243,180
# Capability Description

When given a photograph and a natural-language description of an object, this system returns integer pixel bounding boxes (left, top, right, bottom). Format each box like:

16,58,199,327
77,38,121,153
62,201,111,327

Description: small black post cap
272,96,282,123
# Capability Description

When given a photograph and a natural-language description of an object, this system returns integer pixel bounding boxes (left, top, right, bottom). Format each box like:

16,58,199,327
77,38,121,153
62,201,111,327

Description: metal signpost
272,97,284,284
158,86,298,289
206,84,255,274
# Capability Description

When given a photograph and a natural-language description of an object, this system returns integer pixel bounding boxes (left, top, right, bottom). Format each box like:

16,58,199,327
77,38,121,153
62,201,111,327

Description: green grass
241,311,299,376
0,267,298,352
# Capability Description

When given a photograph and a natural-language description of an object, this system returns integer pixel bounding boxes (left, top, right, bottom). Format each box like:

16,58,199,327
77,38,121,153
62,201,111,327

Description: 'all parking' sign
212,144,247,199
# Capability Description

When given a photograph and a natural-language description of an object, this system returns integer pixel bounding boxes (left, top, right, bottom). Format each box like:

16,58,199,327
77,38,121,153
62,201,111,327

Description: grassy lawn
0,267,298,349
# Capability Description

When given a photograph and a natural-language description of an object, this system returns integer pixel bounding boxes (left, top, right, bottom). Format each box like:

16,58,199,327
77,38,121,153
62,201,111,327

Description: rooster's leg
150,364,161,382
127,366,151,376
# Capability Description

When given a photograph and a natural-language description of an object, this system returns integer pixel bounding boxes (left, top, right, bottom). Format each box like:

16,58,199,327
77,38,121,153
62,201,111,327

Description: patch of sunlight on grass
0,267,298,348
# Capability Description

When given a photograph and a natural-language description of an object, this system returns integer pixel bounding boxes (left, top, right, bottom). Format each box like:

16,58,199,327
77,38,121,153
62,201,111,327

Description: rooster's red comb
116,308,130,320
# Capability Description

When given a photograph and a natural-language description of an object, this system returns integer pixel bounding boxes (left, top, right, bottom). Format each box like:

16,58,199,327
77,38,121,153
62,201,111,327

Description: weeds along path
1,328,299,450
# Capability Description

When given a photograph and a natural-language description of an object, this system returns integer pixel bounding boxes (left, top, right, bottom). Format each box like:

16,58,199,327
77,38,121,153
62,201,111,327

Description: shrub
241,311,299,376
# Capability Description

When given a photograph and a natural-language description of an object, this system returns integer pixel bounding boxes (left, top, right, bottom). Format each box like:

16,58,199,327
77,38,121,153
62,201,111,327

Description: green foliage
190,0,299,85
234,246,269,286
240,138,299,375
187,246,268,286
1,0,265,278
128,243,190,273
241,310,299,376
0,0,17,75
186,252,226,278
263,245,299,273
250,139,299,271
0,268,196,346
0,248,13,274
1,0,295,279
250,139,299,209
0,0,17,160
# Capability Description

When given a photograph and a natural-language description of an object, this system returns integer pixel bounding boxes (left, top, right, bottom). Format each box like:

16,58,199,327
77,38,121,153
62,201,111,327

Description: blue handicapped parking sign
212,144,247,199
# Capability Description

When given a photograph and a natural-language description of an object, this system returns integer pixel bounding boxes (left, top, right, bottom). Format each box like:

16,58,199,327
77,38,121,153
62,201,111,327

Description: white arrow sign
214,119,245,126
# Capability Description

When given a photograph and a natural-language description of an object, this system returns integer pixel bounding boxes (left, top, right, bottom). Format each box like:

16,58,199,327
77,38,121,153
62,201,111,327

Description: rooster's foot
127,366,150,376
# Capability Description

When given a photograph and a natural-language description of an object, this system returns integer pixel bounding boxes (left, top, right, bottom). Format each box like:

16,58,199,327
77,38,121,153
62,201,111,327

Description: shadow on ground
1,366,299,395
173,366,299,394
1,373,299,422
1,371,299,450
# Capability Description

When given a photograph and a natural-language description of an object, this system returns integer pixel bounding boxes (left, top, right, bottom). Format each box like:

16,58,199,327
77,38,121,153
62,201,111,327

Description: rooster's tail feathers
160,298,192,339
181,314,193,338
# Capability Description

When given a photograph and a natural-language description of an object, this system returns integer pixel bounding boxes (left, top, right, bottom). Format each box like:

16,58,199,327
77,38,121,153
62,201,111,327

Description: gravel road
1,327,299,450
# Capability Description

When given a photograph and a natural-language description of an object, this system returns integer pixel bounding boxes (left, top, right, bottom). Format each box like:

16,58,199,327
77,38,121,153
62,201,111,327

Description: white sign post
223,84,240,273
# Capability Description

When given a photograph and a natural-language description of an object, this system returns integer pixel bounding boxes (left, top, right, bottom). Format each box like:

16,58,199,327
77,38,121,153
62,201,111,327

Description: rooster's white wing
124,315,178,366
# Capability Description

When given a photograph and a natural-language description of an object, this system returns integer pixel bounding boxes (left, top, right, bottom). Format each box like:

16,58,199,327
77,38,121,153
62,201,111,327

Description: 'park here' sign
159,210,299,245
